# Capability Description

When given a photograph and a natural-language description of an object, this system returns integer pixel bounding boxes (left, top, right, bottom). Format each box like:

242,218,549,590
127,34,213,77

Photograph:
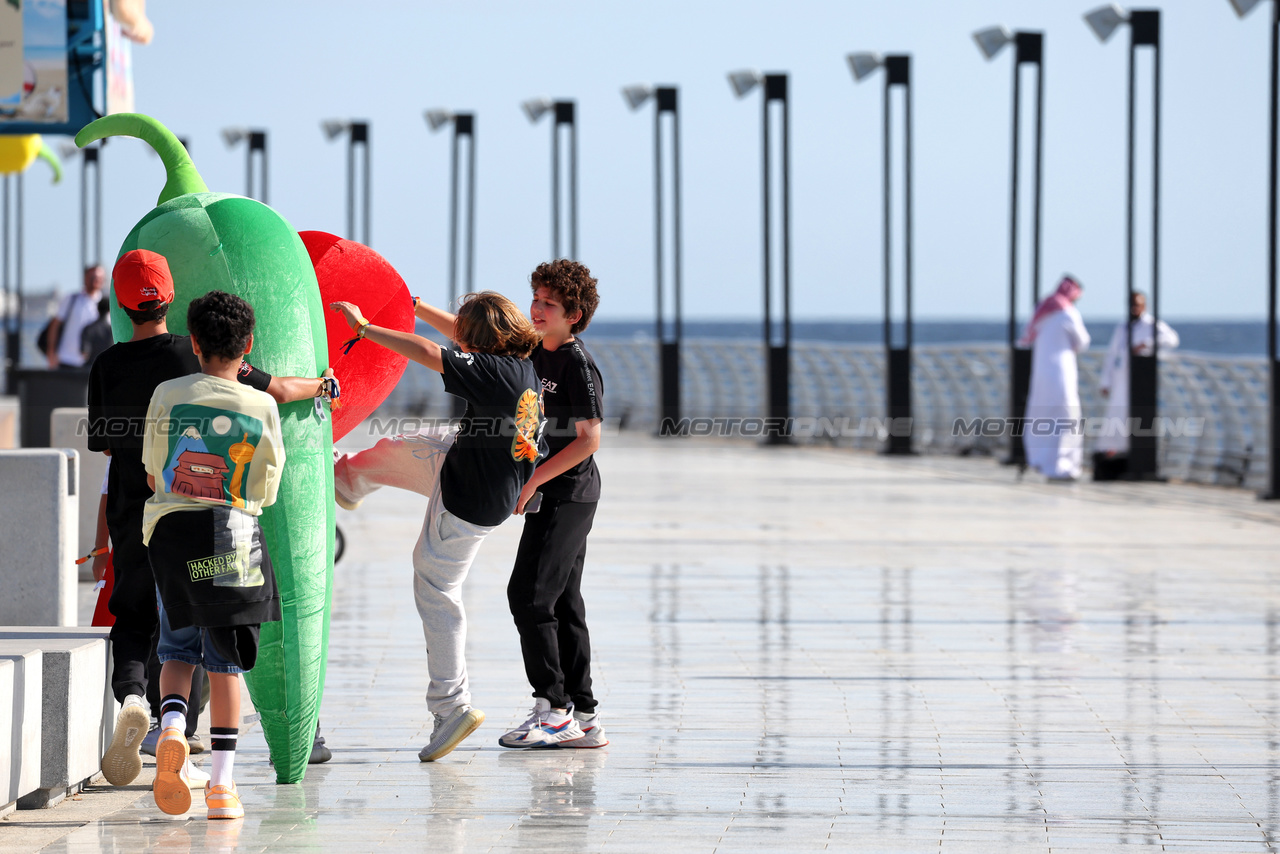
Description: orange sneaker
152,727,192,815
204,782,244,820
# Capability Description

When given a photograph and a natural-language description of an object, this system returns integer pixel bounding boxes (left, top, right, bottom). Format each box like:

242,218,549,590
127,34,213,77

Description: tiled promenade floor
17,436,1280,852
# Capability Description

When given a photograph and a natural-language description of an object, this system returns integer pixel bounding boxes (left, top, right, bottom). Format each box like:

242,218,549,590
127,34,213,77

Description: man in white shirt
46,264,106,369
1094,291,1179,470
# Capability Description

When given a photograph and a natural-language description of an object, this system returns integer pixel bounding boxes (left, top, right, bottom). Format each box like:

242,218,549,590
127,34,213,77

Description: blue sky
12,0,1278,321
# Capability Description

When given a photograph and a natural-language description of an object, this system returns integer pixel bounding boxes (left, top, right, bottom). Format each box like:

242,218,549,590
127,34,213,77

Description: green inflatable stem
75,113,208,205
36,141,62,184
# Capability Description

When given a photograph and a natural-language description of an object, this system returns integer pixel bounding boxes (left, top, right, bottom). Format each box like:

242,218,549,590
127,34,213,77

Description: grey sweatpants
335,432,495,715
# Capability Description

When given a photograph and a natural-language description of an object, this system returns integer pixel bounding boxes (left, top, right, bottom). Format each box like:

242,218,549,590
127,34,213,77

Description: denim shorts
156,594,256,674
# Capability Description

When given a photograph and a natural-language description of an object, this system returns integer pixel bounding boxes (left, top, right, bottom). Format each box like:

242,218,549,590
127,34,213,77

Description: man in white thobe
1095,291,1179,460
1020,276,1091,481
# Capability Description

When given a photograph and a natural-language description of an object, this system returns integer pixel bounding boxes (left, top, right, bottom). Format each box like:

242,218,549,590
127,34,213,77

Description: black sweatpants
106,521,158,704
507,497,598,712
108,511,204,733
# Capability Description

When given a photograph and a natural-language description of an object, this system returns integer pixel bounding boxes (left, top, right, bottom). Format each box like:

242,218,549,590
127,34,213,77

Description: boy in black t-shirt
330,291,545,762
89,249,337,787
498,259,607,749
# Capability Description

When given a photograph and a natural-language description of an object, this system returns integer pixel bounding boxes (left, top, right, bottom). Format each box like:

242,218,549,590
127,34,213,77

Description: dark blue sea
586,320,1270,357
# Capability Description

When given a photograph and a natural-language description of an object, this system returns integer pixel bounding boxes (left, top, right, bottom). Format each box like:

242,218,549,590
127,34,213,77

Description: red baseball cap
112,249,175,310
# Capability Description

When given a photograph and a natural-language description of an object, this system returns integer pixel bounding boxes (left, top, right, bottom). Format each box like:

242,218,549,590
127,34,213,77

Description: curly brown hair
453,291,540,359
530,259,599,335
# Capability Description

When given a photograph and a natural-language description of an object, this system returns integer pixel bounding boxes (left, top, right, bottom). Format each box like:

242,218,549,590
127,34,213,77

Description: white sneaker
561,710,609,748
498,699,584,749
184,759,210,787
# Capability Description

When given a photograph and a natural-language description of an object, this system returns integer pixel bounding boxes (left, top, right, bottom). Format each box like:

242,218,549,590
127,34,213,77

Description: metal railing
379,339,1271,491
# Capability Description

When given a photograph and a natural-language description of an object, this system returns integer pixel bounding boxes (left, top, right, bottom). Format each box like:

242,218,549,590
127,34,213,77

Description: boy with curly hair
499,259,607,749
142,290,286,820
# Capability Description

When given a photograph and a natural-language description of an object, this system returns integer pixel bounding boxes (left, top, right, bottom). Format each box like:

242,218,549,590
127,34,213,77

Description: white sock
160,694,188,734
210,727,238,788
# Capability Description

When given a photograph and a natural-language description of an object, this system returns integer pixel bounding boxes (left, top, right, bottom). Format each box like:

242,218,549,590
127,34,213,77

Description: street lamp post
1085,4,1163,481
1226,0,1280,498
2,172,22,393
624,84,683,432
322,120,371,245
523,98,577,259
222,127,268,203
425,109,477,306
729,69,791,444
849,52,915,455
426,108,476,420
974,26,1045,467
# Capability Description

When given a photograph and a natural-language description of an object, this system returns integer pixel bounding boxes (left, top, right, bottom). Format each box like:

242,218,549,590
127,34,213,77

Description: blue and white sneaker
498,698,585,748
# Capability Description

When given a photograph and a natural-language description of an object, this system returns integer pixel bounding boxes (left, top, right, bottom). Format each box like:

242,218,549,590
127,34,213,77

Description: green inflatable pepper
76,113,332,784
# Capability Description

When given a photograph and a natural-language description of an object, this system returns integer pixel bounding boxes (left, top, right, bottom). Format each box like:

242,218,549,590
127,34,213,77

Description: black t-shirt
439,347,545,527
532,338,604,503
87,333,273,538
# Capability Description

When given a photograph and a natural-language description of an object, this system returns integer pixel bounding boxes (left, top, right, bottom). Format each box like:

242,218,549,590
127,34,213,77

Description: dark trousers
107,516,203,732
507,497,597,712
107,525,158,704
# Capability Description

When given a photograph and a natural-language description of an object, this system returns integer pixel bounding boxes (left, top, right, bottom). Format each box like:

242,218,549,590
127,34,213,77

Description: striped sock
160,694,188,734
210,727,238,788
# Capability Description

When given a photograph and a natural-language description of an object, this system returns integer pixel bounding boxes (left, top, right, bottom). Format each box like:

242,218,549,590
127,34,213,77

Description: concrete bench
0,648,42,817
0,449,79,626
50,407,109,573
0,629,113,809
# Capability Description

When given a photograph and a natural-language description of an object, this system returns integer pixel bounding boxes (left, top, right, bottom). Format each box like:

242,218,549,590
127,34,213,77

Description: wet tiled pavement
26,436,1280,852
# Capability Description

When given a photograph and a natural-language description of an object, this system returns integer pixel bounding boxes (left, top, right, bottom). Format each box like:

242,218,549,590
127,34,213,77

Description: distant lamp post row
321,119,371,246
221,127,268,203
729,69,792,445
623,84,684,429
849,51,915,455
973,25,1044,468
523,97,576,260
1085,4,1163,481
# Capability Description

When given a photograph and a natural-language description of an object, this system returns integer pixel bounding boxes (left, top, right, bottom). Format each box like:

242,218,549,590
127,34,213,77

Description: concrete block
0,396,17,449
50,408,109,569
0,633,110,808
0,449,79,626
0,648,42,816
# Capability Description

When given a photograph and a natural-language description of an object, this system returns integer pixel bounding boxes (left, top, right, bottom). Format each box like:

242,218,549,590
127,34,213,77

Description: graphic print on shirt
512,388,543,463
161,403,265,509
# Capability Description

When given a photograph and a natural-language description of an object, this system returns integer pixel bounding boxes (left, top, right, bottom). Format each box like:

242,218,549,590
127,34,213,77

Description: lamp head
622,84,654,110
424,109,453,132
972,26,1014,60
522,97,553,123
1228,0,1266,17
727,69,762,98
321,120,349,141
220,127,247,148
1084,4,1128,43
846,52,884,82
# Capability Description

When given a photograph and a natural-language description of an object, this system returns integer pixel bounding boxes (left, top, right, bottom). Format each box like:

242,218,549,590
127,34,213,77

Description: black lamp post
425,108,476,419
849,52,914,455
624,84,683,432
1085,4,1163,480
523,98,577,260
974,26,1045,466
729,69,791,444
222,128,268,203
1227,0,1280,499
425,109,477,306
322,120,371,245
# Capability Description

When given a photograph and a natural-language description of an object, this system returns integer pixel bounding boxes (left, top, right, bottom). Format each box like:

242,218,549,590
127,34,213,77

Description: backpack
36,294,79,358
